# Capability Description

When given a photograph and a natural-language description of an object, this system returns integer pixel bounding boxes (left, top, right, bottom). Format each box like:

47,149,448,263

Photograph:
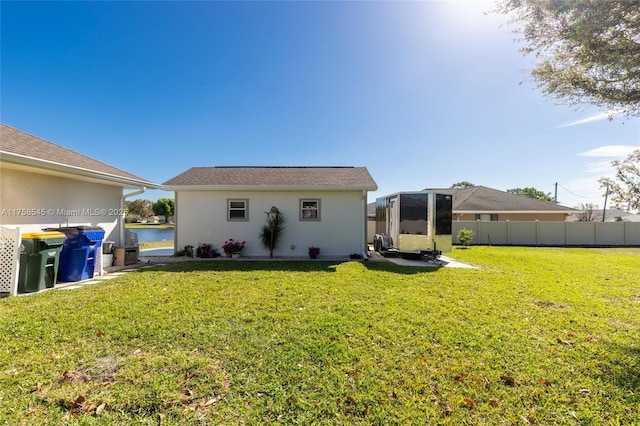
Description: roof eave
1,151,161,189
163,184,378,192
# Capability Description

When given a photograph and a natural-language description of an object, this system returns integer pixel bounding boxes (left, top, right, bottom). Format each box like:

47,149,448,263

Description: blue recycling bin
51,226,105,282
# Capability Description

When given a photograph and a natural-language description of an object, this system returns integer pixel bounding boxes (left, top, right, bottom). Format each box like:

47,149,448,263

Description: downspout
120,187,147,246
362,190,369,259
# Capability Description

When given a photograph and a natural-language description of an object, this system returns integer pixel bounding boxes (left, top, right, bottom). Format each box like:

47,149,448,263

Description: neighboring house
423,186,578,221
163,166,377,257
366,185,578,241
0,123,160,245
567,208,640,222
143,215,166,224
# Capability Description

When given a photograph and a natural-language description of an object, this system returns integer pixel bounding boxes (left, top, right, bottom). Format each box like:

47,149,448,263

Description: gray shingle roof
367,186,578,215
163,166,378,190
423,186,577,212
0,123,155,185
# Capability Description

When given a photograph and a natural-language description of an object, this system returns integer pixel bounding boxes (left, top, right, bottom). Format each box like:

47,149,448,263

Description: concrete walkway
367,251,476,268
139,247,174,256
383,255,476,268
53,261,169,291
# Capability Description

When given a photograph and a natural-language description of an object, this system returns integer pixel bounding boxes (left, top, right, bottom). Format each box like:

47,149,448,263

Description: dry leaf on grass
61,370,91,383
95,403,107,416
500,375,519,386
70,395,85,415
439,402,453,416
462,398,475,408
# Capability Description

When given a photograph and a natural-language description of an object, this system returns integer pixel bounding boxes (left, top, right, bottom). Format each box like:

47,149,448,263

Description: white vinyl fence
0,226,21,296
453,221,640,247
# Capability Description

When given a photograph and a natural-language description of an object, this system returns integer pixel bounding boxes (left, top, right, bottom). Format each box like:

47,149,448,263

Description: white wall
0,168,124,244
175,190,367,257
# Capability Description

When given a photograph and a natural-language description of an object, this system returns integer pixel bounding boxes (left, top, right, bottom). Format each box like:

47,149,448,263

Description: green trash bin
18,231,66,293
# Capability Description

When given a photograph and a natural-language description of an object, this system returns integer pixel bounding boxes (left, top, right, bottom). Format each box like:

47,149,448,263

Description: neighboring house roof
367,185,578,216
422,186,578,214
163,166,378,191
0,123,159,188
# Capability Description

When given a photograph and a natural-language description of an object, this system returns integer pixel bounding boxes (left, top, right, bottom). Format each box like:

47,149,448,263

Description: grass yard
125,224,174,229
1,247,639,425
138,240,174,250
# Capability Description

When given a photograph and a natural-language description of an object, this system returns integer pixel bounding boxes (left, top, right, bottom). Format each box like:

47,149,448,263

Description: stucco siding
175,190,367,256
0,168,123,243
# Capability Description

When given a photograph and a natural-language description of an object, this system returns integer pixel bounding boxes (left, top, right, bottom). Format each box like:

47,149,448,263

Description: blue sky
2,1,638,208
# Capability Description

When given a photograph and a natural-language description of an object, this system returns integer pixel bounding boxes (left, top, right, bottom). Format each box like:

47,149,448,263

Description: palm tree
260,207,285,258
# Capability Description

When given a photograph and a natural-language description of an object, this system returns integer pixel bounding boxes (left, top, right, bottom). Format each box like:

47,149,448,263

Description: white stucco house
163,166,378,258
0,123,160,245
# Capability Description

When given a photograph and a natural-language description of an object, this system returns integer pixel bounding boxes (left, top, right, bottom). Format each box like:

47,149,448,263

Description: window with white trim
300,199,320,221
228,199,248,221
475,213,498,221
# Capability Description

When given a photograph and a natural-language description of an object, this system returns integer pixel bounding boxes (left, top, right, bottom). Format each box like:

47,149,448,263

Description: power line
556,183,602,200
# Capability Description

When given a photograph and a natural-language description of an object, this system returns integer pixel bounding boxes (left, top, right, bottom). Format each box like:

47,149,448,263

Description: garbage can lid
22,231,66,239
49,226,104,232
74,226,104,231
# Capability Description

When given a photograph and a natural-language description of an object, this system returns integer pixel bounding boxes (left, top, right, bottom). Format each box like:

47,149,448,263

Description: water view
131,227,174,243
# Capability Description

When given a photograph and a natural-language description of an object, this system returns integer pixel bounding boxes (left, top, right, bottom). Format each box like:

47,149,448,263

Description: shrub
457,228,474,248
222,239,245,256
174,245,194,257
260,207,285,258
197,243,220,258
308,247,320,259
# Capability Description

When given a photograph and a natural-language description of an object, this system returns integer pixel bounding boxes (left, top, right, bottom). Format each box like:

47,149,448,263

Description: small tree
574,203,599,222
124,213,140,223
260,207,285,258
125,199,154,218
598,149,640,211
457,228,474,248
152,198,174,217
451,181,475,189
507,187,552,202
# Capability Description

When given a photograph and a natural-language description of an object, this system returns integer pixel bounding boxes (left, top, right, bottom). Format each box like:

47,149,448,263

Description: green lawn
1,247,639,425
125,223,173,229
138,240,174,250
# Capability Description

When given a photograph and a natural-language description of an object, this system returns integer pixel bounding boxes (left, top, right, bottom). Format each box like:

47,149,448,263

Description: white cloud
556,110,621,128
584,160,616,174
557,149,631,207
578,145,639,158
558,177,608,208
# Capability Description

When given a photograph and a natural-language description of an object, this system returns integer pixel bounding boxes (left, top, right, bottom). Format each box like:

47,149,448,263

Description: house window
300,199,320,221
475,214,498,221
228,199,248,221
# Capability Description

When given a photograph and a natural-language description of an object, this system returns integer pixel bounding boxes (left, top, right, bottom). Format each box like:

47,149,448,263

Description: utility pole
602,185,609,222
554,182,558,204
